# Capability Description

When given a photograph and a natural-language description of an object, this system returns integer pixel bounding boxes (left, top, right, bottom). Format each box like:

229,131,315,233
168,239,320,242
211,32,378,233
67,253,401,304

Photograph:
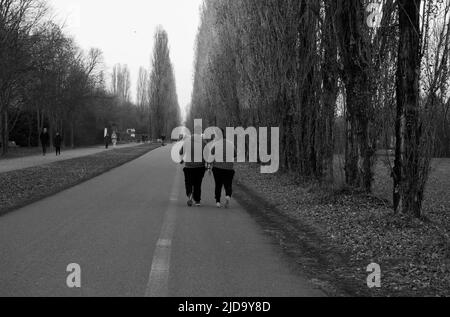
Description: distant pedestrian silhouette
54,132,62,156
40,128,50,156
105,134,110,149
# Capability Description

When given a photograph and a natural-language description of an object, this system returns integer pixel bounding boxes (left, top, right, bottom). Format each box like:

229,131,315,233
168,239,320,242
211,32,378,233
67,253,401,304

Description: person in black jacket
40,128,50,156
54,132,62,156
105,133,110,149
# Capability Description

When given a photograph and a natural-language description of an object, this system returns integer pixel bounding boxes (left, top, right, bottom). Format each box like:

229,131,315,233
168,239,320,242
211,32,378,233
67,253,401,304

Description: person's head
43,128,47,133
56,132,60,136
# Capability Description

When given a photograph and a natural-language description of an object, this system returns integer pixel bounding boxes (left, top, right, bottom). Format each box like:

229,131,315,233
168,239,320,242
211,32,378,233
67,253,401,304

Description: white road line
145,168,181,297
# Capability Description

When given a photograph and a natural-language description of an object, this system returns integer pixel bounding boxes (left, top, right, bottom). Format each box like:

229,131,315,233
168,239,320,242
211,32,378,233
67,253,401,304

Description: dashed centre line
145,167,181,297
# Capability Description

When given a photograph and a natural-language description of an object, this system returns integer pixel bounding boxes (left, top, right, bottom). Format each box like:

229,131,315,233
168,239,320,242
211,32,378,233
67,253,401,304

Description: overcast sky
48,0,203,118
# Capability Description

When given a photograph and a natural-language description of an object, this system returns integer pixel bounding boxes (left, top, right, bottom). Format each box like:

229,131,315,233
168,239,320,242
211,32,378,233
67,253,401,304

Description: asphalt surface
0,145,324,297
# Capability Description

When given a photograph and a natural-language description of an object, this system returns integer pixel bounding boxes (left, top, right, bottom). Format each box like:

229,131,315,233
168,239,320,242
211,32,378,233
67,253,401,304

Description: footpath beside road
0,143,142,174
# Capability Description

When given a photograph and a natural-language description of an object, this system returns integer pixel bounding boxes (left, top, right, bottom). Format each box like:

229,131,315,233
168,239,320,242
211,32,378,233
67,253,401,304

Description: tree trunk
395,0,424,218
321,0,338,184
37,109,43,147
27,114,33,147
1,110,9,156
49,115,54,149
70,121,75,148
344,73,373,192
335,0,375,192
322,89,336,184
345,105,358,186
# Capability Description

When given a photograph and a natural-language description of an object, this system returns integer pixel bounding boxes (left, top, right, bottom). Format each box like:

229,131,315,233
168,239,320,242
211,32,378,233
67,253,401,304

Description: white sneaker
225,196,231,209
216,202,222,208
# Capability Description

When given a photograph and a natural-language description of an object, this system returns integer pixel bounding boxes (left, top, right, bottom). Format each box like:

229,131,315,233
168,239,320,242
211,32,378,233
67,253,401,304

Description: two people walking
180,130,236,208
39,128,62,156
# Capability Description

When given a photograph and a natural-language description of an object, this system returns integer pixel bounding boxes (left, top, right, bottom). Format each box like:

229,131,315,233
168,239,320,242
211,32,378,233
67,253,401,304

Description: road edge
233,179,371,297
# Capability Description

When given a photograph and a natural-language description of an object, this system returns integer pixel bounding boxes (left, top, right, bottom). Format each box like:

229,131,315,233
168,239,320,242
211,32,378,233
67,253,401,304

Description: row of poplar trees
187,0,450,218
136,27,181,140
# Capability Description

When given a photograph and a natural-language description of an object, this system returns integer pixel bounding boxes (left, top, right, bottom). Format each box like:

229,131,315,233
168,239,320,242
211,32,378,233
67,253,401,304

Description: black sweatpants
183,167,206,203
55,146,61,156
42,145,47,155
212,168,235,203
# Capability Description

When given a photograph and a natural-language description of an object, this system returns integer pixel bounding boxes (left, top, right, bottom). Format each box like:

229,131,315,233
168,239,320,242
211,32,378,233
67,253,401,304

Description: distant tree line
188,0,450,218
1,0,181,154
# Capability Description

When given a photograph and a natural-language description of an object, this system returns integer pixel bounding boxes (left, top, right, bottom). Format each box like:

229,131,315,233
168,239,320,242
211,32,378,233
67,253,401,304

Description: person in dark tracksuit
180,133,207,207
212,135,237,209
54,132,62,156
105,134,110,149
40,128,50,156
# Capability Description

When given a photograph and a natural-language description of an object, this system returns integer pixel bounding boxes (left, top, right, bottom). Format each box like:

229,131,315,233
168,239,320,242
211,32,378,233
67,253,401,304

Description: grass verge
234,162,450,297
0,144,160,217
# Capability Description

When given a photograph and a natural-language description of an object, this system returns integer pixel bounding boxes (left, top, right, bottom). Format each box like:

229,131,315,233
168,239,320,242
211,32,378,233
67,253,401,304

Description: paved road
0,143,141,174
0,146,324,297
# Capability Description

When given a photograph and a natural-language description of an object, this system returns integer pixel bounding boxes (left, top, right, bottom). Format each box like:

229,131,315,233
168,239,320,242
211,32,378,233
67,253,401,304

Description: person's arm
180,146,184,164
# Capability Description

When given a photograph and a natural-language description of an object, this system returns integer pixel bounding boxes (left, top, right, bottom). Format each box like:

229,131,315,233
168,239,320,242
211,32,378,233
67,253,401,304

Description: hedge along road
0,145,324,297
